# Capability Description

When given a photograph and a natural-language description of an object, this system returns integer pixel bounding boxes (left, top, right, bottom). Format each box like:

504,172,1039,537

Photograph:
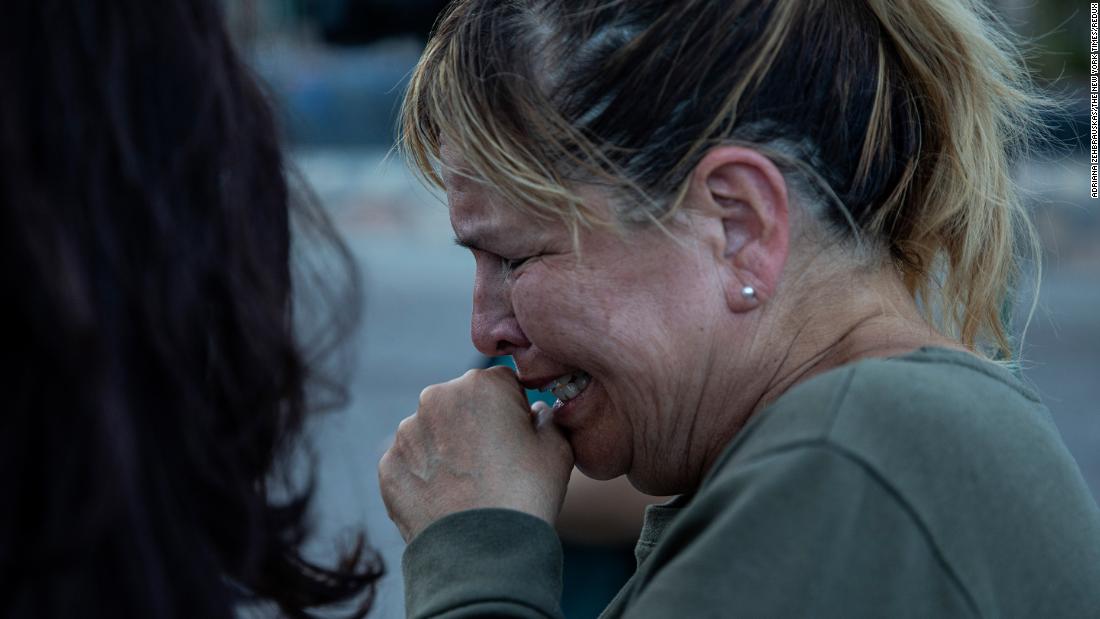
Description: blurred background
224,1,1099,616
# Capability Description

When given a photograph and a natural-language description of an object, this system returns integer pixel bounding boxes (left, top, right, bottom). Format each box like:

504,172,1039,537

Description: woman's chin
572,459,624,482
568,430,631,482
552,380,635,479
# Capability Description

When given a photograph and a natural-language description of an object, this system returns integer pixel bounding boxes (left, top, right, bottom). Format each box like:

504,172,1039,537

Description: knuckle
459,368,486,389
396,414,416,434
378,456,397,491
482,365,517,389
484,365,512,379
418,385,436,405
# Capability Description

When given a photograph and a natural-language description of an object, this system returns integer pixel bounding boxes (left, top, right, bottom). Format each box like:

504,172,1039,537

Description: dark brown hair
1,1,381,617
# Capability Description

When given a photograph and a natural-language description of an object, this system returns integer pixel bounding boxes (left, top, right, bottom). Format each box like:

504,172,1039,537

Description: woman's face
446,163,733,492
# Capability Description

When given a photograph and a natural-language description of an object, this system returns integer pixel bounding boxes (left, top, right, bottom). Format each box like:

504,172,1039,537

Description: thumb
532,402,572,451
530,400,550,418
530,400,555,431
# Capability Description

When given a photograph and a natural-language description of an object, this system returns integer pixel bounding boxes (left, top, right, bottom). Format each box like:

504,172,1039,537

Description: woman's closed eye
501,255,536,273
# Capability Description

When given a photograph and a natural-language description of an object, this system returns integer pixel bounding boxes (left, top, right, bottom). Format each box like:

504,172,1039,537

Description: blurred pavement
294,150,475,617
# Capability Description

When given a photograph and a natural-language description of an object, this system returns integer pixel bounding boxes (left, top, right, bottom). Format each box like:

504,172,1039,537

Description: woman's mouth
540,370,592,407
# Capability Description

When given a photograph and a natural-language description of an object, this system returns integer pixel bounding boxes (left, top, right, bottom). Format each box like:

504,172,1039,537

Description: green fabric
402,347,1100,618
403,508,565,617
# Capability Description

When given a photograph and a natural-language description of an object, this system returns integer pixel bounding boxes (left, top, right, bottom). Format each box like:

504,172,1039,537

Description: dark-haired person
379,0,1100,617
2,2,381,617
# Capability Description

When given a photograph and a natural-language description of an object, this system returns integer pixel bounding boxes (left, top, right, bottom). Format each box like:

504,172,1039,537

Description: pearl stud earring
741,285,756,300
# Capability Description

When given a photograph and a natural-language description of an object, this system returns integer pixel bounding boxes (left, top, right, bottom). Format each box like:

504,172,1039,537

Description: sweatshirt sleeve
402,508,565,618
621,444,979,619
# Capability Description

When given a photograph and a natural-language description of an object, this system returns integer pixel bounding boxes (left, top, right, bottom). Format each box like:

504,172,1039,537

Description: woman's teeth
542,371,591,403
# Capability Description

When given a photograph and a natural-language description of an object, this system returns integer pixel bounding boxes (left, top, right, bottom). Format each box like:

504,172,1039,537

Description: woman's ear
690,146,790,313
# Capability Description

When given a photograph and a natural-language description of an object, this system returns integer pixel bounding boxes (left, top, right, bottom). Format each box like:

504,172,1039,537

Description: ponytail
860,0,1050,359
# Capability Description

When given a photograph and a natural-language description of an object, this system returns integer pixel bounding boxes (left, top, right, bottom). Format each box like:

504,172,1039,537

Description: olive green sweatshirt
402,347,1100,618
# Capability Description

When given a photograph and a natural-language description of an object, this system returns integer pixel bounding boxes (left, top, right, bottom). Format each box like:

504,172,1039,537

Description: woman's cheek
509,272,545,331
512,268,575,341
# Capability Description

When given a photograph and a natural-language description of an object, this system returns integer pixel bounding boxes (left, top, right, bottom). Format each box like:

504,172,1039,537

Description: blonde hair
401,0,1053,360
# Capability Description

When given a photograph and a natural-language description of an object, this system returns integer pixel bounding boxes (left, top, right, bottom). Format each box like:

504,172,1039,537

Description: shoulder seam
890,355,1041,404
698,366,858,491
819,364,983,616
735,440,984,619
822,366,856,437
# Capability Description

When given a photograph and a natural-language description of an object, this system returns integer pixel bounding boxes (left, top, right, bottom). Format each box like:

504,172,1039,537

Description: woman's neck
752,266,969,417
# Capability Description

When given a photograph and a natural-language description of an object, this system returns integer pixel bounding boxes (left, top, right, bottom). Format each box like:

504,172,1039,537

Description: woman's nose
471,311,530,357
470,277,531,357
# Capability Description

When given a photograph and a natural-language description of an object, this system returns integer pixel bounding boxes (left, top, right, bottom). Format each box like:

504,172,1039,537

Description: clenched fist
378,366,575,542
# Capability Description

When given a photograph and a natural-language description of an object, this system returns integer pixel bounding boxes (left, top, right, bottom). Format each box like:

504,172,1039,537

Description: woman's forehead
440,145,543,226
438,141,476,187
448,180,547,251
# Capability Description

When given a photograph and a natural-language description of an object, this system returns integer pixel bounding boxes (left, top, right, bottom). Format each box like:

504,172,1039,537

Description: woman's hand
378,366,575,542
